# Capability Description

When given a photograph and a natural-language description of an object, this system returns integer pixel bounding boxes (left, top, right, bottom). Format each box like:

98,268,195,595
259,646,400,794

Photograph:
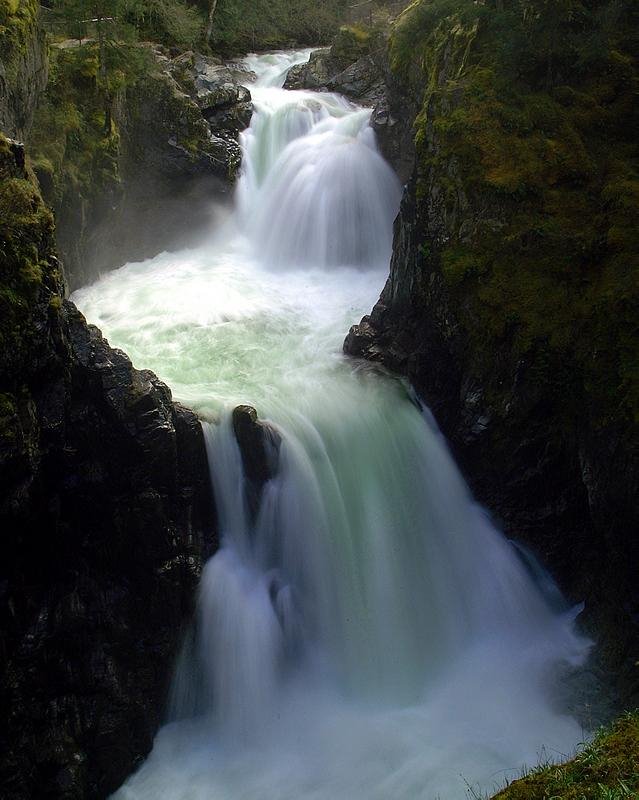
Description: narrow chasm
2,3,637,800
70,50,599,800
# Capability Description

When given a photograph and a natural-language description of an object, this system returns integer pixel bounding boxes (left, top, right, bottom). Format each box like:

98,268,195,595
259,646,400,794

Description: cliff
0,5,216,796
0,0,47,138
345,0,639,707
29,42,253,290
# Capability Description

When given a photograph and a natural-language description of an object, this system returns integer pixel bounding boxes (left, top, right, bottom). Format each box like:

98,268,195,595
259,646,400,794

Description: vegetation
390,0,639,430
0,0,38,63
207,0,348,54
493,712,639,799
40,0,349,55
0,135,59,390
29,42,146,207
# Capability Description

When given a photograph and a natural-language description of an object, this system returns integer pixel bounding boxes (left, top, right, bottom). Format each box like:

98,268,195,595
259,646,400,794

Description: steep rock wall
29,44,253,291
0,128,216,800
0,0,47,138
0,8,217,795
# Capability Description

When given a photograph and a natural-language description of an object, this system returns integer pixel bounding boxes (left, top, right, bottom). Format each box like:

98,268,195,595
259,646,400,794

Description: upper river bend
73,50,592,800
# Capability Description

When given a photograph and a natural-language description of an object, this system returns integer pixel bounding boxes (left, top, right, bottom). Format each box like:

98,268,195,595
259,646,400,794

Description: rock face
345,4,639,708
31,45,255,291
232,405,281,518
0,130,216,797
0,0,47,139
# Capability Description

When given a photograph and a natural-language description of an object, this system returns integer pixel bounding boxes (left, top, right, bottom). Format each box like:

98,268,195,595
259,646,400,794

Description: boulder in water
232,405,281,517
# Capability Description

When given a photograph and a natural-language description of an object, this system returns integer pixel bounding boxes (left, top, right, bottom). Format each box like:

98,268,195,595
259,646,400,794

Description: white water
73,50,592,799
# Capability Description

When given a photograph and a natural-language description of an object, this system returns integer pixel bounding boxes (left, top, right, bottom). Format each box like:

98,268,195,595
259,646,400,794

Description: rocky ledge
31,44,257,290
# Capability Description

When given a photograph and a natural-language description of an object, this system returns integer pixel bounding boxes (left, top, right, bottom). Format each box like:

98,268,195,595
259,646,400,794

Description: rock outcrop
30,44,255,291
232,405,281,518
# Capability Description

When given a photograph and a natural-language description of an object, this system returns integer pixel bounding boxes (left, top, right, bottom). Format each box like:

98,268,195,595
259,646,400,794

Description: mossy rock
0,135,61,383
390,0,639,431
331,25,372,65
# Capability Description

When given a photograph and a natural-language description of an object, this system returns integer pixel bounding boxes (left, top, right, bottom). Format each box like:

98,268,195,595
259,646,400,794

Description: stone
232,405,281,519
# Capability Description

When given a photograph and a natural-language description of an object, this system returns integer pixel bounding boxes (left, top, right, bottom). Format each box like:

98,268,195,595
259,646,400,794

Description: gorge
1,1,638,798
74,50,592,800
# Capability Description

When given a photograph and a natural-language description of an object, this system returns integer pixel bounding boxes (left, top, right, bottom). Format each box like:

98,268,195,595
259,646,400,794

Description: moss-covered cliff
0,0,47,137
0,6,216,797
28,41,249,289
347,0,638,706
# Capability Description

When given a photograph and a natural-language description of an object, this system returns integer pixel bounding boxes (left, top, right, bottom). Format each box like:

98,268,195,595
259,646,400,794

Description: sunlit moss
494,712,639,799
390,0,639,429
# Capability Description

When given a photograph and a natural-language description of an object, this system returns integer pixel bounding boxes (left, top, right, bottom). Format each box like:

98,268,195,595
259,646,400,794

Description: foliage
208,0,348,54
44,0,349,54
493,712,639,799
29,43,149,206
0,136,59,383
47,0,204,49
390,0,639,429
120,0,204,48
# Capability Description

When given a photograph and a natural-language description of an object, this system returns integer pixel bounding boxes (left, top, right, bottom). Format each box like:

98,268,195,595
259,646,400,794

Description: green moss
0,135,60,374
29,45,124,207
494,712,639,799
394,0,639,431
331,24,372,62
0,0,38,66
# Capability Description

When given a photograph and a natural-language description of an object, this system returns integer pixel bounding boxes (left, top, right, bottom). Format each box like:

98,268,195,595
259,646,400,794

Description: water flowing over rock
72,50,596,800
282,35,414,181
344,5,639,709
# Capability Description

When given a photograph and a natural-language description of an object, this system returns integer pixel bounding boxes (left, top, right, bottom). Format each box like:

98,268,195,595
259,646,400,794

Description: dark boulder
232,405,281,518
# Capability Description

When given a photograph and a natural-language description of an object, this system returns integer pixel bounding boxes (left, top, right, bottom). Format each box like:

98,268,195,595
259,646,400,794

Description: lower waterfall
73,50,592,799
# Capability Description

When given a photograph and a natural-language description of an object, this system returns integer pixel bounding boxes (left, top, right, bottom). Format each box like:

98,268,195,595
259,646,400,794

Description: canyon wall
0,5,216,796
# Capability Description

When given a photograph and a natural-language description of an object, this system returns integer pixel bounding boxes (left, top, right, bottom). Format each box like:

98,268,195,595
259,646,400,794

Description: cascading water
72,50,592,799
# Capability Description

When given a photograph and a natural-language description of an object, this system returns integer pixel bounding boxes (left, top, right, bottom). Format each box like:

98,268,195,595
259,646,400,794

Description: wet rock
1,302,217,800
327,56,385,103
232,405,281,518
284,49,333,90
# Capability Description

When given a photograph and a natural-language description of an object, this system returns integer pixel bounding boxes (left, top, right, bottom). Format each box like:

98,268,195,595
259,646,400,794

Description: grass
486,712,639,799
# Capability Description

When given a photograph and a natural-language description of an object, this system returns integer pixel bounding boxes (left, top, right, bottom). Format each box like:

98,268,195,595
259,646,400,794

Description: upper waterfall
71,49,593,800
237,55,402,270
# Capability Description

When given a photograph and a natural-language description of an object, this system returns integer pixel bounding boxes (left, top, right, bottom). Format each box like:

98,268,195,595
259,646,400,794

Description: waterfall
72,49,592,800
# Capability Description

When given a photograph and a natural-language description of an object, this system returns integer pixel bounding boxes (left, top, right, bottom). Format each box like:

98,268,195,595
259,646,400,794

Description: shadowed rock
232,405,281,518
